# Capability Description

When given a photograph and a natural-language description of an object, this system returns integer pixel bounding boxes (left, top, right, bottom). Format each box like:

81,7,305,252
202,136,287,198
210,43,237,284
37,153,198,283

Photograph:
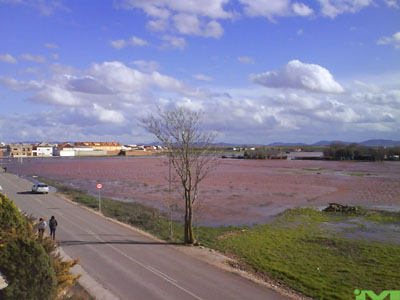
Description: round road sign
96,183,103,190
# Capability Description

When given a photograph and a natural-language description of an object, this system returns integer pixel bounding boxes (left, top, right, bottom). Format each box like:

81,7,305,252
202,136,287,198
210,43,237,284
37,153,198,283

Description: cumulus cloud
0,75,42,91
161,35,186,50
110,36,149,49
91,104,125,124
116,0,233,19
384,0,399,7
0,54,17,64
172,13,224,38
21,53,47,63
116,0,231,39
292,2,313,16
147,18,170,31
240,0,291,19
110,39,127,49
250,60,344,93
318,0,373,18
377,31,400,49
131,60,160,72
240,0,312,20
131,36,149,46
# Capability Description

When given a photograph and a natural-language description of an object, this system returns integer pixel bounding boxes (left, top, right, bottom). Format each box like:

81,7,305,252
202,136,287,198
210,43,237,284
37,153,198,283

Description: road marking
147,265,178,283
79,224,203,300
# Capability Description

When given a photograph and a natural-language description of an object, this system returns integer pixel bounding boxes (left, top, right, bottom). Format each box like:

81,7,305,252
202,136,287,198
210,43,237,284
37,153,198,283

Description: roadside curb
57,247,120,300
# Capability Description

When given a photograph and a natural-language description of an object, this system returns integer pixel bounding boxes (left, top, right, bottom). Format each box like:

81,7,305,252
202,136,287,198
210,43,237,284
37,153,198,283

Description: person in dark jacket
49,216,58,240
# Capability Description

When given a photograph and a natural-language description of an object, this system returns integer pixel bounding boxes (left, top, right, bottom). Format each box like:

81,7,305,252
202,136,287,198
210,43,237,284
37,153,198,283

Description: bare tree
140,107,218,244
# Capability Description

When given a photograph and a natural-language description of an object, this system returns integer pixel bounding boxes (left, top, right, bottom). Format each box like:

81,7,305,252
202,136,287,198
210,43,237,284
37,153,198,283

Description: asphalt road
0,172,291,300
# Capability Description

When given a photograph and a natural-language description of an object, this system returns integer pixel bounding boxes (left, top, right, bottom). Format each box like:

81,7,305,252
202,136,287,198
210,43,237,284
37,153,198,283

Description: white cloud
161,35,186,50
116,0,231,39
292,2,313,16
21,53,47,63
117,0,233,19
0,53,17,64
250,60,344,93
377,31,400,49
110,39,127,49
110,36,149,49
317,0,373,18
237,56,255,64
297,29,304,35
147,18,170,31
131,60,160,72
240,0,291,20
131,36,149,46
33,85,82,106
0,75,42,91
173,14,223,38
384,0,399,7
240,0,313,20
91,104,125,124
192,74,213,81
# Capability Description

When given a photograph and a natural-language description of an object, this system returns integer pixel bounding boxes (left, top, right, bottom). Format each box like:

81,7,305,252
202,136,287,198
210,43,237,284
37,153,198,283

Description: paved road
0,172,291,300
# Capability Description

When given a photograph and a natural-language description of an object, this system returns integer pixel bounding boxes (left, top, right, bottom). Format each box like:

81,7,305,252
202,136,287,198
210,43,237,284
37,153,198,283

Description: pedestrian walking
49,216,58,240
38,218,46,240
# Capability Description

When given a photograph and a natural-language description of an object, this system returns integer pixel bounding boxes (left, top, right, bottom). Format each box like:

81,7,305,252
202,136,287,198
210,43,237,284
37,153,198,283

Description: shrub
0,193,80,300
0,237,57,300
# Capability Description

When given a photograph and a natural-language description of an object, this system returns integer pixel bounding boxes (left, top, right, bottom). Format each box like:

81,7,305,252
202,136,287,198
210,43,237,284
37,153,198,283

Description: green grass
36,177,400,300
303,168,326,172
213,208,400,300
347,173,366,177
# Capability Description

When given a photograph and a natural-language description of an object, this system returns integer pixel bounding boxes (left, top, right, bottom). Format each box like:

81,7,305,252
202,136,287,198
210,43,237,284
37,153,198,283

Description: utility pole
168,154,173,240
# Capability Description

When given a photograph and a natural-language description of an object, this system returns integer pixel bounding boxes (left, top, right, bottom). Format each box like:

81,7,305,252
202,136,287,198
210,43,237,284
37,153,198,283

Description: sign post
96,183,103,213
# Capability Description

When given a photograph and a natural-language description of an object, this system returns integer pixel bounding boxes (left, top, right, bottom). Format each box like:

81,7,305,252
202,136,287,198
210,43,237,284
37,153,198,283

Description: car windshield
38,184,48,187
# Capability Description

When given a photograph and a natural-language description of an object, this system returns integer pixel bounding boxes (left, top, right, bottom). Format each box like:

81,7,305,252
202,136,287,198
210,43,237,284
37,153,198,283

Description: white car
32,183,49,194
0,185,2,192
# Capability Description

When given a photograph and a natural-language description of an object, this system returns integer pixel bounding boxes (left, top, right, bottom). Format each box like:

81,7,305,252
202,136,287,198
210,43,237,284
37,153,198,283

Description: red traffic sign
96,183,103,190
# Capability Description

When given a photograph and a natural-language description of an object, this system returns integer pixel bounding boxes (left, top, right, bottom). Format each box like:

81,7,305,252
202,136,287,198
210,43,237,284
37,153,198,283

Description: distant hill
219,140,400,147
267,142,308,146
311,140,352,146
359,140,400,147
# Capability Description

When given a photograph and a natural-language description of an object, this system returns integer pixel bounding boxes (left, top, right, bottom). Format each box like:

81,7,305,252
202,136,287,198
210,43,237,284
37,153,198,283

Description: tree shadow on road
60,240,182,246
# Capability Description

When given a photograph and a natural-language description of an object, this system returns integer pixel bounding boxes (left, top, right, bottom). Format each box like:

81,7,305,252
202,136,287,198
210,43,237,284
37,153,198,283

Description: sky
0,0,399,145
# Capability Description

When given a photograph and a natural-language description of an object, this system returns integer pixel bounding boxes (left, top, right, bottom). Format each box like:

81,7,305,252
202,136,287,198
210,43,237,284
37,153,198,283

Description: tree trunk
184,191,195,244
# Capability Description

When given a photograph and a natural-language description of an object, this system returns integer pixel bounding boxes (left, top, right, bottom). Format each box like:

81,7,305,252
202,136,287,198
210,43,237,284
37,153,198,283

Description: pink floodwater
3,157,400,226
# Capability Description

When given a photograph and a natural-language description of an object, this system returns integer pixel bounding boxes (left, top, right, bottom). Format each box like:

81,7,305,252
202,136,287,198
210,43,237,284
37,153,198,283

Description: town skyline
0,0,399,144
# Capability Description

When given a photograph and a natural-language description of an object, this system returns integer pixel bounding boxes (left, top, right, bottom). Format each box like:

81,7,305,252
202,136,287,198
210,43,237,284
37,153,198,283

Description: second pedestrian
49,216,58,240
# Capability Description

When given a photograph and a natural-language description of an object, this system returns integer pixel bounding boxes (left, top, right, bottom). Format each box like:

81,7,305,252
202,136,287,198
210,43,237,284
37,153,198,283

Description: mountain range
215,139,400,147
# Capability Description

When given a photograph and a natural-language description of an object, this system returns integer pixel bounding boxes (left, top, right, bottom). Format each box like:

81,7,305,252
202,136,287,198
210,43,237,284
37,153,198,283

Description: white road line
66,213,204,300
147,265,178,283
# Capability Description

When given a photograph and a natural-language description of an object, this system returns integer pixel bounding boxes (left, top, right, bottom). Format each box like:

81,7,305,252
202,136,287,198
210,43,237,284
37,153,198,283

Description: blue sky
0,0,399,144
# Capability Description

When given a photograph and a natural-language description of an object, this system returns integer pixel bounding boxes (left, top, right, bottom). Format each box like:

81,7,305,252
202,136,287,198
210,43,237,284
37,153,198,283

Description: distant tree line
323,143,400,161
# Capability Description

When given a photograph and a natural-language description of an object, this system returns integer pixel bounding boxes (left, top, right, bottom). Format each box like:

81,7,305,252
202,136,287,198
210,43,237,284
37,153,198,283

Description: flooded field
2,157,400,226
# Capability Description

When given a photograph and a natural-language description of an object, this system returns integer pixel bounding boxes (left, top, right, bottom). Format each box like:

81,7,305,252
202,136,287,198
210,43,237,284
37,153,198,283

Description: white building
35,146,54,157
